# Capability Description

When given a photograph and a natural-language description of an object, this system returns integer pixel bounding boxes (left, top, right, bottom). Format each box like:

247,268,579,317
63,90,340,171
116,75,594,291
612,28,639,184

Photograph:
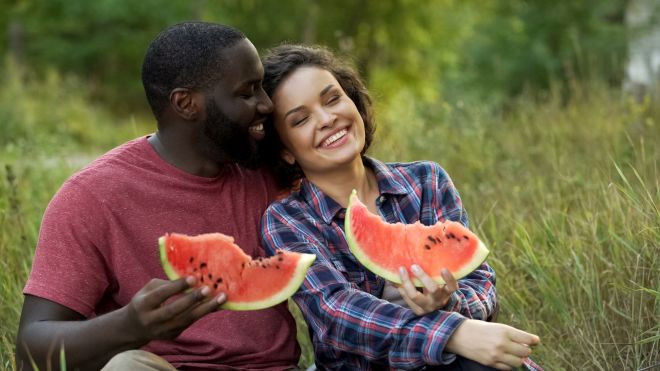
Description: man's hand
123,277,226,342
396,266,458,315
446,319,541,370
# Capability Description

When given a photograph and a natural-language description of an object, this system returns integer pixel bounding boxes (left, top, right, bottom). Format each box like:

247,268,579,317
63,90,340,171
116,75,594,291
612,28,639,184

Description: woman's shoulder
379,159,449,180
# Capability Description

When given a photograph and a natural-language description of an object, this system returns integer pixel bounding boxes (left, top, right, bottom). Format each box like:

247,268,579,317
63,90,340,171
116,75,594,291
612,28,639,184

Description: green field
1,70,658,370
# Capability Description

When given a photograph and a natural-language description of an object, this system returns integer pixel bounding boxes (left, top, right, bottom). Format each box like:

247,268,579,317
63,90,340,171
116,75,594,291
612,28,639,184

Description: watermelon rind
344,189,490,286
222,253,315,311
159,236,180,281
158,235,316,311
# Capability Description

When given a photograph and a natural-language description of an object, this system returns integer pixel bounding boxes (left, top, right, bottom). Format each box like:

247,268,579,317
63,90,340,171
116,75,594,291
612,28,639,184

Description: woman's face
271,66,366,176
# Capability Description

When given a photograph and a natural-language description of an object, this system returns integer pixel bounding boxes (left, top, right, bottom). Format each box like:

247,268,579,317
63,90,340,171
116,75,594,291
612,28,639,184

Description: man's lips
248,121,265,140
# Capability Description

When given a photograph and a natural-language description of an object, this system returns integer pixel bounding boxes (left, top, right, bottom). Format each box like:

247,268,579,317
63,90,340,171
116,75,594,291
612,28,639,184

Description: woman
259,44,541,371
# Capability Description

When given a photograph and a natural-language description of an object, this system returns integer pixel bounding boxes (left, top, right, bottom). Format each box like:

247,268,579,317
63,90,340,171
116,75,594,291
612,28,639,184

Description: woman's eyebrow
284,84,335,119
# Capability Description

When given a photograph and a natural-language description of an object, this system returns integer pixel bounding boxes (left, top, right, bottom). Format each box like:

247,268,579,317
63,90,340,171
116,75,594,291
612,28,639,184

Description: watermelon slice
159,233,315,311
345,190,489,286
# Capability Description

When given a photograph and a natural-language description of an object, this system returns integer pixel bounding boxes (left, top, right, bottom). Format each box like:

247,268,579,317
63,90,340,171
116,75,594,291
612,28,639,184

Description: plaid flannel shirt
261,157,541,371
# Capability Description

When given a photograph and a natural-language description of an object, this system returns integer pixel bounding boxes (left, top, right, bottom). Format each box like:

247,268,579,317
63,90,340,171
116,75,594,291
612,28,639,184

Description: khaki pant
102,350,305,370
102,350,177,371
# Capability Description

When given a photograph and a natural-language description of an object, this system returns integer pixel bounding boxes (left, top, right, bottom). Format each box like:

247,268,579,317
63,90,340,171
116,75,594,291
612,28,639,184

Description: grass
1,66,658,370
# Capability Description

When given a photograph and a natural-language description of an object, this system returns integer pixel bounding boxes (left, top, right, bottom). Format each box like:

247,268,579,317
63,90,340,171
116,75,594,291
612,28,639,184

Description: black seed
189,257,194,263
424,244,431,250
216,278,223,283
277,251,283,255
193,268,198,272
200,276,204,283
242,262,245,268
276,266,280,269
278,257,283,262
213,284,218,289
463,235,469,240
427,236,437,244
200,262,207,269
208,274,212,280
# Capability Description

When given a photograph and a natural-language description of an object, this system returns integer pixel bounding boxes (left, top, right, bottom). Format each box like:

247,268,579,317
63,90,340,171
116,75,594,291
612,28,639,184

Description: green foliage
1,0,638,113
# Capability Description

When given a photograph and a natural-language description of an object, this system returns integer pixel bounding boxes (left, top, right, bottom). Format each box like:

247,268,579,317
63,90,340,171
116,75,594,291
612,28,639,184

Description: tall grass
1,64,658,370
372,83,659,370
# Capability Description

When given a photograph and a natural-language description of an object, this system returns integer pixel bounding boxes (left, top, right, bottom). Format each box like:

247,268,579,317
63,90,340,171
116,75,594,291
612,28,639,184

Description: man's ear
169,88,202,121
281,149,296,165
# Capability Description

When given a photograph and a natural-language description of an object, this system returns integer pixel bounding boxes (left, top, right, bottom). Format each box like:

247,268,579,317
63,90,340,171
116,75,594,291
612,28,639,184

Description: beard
199,98,262,169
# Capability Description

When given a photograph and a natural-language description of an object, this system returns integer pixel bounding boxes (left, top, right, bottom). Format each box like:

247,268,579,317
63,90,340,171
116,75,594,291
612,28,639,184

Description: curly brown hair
260,44,376,189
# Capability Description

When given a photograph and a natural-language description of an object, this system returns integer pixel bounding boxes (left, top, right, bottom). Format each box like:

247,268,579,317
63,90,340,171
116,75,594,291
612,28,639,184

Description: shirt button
378,196,386,203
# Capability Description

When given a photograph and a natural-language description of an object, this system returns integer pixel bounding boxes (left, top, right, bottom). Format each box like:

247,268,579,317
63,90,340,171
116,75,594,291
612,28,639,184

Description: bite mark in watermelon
344,190,489,286
159,232,315,311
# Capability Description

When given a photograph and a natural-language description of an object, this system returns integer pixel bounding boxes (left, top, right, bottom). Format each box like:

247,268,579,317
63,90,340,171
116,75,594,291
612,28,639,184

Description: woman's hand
446,319,541,370
396,265,458,315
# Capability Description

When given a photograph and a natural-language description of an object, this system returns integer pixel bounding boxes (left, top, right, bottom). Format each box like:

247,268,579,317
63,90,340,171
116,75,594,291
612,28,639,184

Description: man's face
198,39,273,167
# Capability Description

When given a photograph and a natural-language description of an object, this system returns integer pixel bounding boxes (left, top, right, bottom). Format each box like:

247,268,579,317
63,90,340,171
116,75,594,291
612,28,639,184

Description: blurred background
1,0,658,370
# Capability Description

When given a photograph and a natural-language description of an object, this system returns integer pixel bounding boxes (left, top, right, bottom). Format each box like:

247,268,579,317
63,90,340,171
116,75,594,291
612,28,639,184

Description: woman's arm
261,206,465,369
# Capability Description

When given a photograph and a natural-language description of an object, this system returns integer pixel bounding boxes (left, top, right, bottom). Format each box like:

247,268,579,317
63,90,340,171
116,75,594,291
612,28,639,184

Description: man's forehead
219,40,263,83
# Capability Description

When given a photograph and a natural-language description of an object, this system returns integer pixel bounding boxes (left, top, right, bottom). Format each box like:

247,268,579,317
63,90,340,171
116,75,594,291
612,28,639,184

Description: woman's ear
281,149,296,165
170,88,201,121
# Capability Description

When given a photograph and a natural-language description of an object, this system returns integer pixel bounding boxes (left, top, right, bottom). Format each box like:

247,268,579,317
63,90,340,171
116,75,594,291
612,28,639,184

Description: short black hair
261,44,375,189
141,22,246,119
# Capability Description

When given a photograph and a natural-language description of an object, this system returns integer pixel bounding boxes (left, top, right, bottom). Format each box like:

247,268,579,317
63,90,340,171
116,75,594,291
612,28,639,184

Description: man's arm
16,278,225,371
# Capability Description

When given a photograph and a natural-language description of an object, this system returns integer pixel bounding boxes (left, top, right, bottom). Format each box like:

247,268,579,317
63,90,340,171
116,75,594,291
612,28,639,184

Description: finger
497,353,525,369
493,362,513,371
505,341,533,358
398,267,422,298
396,286,425,315
410,265,439,292
187,292,226,320
507,328,541,346
152,286,212,322
143,277,195,308
440,268,458,293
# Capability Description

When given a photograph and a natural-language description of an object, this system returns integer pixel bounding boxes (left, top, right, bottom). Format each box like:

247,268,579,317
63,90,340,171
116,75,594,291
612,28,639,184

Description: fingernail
411,264,421,273
201,286,211,296
186,276,196,285
217,293,227,303
399,267,407,276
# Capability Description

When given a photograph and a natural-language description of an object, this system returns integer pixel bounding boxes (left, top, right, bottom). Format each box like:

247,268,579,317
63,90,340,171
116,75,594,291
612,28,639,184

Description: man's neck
148,131,224,178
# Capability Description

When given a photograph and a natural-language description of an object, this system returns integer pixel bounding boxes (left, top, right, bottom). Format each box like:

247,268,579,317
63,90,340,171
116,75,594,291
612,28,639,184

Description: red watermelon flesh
345,190,489,286
159,233,315,311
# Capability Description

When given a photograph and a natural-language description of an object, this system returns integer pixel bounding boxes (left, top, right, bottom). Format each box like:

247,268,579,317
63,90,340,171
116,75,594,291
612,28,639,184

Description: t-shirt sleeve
24,179,110,318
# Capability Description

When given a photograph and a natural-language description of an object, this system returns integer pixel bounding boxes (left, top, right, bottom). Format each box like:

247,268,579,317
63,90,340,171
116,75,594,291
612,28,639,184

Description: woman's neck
305,157,380,212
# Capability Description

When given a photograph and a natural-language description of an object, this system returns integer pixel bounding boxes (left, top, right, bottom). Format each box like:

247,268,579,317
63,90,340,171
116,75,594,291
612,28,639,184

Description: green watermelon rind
223,252,315,311
344,190,490,286
158,236,316,311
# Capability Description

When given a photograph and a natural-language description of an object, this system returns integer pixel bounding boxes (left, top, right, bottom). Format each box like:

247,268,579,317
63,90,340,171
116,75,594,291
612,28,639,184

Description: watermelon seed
424,244,431,250
200,276,204,283
463,236,469,240
208,274,213,280
213,284,218,289
242,262,245,268
278,257,283,262
276,266,280,269
427,236,437,244
193,268,198,272
189,257,194,263
216,278,223,283
200,262,207,268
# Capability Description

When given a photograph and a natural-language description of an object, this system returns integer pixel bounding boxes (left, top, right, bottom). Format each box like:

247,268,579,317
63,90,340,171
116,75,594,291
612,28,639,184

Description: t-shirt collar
298,156,410,225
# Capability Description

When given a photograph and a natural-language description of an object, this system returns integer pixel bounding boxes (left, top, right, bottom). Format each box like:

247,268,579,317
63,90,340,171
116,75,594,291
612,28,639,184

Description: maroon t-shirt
24,136,300,370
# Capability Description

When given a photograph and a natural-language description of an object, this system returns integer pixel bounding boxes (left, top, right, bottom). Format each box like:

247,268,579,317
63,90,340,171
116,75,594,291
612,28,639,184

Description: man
15,22,300,370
